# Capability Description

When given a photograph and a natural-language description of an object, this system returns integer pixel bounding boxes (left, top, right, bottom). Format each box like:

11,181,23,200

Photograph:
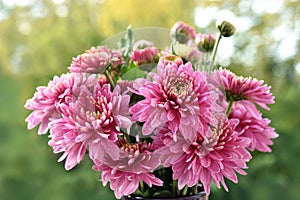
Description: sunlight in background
194,1,299,68
1,0,299,73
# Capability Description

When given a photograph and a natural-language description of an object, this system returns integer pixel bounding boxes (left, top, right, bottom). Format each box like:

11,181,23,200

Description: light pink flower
170,21,196,43
24,73,94,134
92,138,162,198
72,83,131,163
229,102,278,152
93,164,163,199
130,47,159,66
69,46,111,73
93,139,160,173
217,68,275,110
48,108,86,170
130,62,215,141
156,119,252,195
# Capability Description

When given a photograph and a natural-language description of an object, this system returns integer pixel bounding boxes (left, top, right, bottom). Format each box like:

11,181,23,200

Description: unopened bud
195,34,216,52
217,21,236,37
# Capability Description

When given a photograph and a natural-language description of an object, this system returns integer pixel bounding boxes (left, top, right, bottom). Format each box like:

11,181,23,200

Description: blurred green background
1,0,299,199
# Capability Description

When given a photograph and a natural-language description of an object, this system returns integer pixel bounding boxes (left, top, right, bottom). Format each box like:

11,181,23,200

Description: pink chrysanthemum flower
48,108,86,170
229,102,278,152
170,21,196,43
92,138,162,199
156,119,252,195
130,47,159,66
93,164,163,199
130,62,215,141
217,68,275,110
24,73,94,134
94,139,160,173
69,46,111,73
69,83,132,163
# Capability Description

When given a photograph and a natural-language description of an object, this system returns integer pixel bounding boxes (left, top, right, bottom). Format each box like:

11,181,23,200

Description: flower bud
130,47,159,66
217,21,236,37
133,40,154,50
195,33,216,53
170,21,196,44
159,54,183,66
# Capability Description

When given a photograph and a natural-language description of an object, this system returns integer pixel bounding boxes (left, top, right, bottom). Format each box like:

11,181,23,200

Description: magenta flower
69,46,111,73
156,119,251,195
229,102,278,152
24,73,94,134
130,47,159,66
217,68,275,110
130,62,215,141
93,164,163,199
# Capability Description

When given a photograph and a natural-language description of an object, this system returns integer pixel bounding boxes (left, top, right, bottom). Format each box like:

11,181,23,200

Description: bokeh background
1,0,299,199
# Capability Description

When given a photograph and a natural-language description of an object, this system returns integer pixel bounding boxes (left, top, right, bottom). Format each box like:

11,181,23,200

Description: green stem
104,69,115,89
210,33,222,69
140,181,145,194
181,185,189,196
226,99,234,116
172,180,177,197
124,132,131,143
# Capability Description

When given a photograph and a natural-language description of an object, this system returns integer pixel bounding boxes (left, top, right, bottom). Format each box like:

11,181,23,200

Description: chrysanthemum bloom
68,83,131,163
217,68,275,110
130,47,159,66
69,46,111,74
130,61,215,141
92,138,162,199
156,119,252,195
48,108,86,170
46,82,131,170
93,164,163,199
170,21,196,43
195,33,216,53
94,139,160,173
24,73,94,134
229,102,278,152
159,54,183,66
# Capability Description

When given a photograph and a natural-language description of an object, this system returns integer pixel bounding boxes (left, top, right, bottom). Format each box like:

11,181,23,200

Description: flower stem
181,185,189,196
210,33,222,69
140,181,145,193
172,180,177,197
226,99,234,116
104,69,115,89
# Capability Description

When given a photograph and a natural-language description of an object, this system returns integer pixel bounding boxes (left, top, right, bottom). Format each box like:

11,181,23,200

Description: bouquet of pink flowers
25,21,278,199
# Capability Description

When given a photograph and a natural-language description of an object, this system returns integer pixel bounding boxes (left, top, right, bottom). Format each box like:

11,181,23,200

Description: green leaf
121,67,146,81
